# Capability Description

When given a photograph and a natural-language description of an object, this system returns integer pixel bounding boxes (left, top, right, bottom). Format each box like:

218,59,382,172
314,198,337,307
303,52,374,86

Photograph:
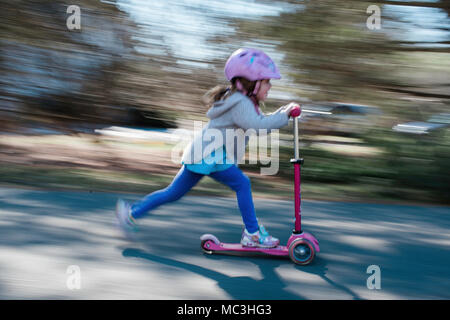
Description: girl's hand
283,102,301,117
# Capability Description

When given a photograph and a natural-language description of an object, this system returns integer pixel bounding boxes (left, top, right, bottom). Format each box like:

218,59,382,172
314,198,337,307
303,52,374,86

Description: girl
116,48,299,248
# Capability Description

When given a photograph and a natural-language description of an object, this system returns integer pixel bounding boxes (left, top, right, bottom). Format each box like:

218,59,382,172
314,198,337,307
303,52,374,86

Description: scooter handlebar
289,105,301,118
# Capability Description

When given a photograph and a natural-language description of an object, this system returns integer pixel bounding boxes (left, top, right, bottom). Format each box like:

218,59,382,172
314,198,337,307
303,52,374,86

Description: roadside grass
0,162,437,206
0,131,447,205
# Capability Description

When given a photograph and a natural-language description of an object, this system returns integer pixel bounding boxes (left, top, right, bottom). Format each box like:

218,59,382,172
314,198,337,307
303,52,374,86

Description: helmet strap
249,80,261,112
234,79,261,113
251,80,261,97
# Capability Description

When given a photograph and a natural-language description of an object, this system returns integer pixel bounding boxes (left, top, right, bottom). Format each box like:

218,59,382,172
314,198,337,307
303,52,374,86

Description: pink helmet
224,48,281,82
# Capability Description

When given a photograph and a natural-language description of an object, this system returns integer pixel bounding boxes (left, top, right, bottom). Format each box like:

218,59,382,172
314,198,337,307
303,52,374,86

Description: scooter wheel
200,239,212,254
289,238,315,265
201,239,216,254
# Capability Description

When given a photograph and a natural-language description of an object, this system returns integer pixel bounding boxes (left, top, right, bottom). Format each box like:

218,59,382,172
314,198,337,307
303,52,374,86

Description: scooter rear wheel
289,238,315,265
200,234,220,255
201,239,215,254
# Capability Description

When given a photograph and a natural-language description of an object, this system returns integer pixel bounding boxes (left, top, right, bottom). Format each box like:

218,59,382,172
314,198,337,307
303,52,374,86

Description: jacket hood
206,91,246,120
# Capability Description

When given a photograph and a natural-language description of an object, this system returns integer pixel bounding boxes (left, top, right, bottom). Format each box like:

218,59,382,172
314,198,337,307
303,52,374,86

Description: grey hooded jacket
181,91,290,166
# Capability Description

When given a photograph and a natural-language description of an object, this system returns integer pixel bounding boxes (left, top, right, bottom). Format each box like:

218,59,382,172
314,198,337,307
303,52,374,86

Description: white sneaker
115,199,138,238
240,225,279,248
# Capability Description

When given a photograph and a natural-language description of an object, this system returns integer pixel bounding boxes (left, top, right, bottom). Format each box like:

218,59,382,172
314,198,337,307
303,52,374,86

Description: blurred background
0,0,449,204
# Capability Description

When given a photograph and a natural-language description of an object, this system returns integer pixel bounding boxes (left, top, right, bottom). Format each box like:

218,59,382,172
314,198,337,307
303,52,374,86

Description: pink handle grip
289,105,301,118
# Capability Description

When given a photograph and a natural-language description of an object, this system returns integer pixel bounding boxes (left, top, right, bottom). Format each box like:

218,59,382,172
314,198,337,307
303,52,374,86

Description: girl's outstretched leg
131,165,204,219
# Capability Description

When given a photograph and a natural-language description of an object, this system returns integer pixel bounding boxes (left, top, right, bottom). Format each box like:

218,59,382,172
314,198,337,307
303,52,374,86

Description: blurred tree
236,0,395,102
234,0,450,202
0,0,190,129
236,0,449,111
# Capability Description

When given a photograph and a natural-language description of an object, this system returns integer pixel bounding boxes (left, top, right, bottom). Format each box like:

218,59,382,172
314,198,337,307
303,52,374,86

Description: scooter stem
291,116,303,233
294,115,299,159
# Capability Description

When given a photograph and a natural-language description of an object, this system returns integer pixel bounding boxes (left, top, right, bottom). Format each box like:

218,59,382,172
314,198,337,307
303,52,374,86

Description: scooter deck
204,241,289,256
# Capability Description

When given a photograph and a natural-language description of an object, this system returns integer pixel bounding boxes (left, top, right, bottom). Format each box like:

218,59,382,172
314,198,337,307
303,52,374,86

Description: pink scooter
200,106,320,265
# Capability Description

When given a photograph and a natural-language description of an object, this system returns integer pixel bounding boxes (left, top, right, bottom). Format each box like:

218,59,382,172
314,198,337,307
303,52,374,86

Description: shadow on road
122,247,303,299
298,257,362,300
122,247,362,300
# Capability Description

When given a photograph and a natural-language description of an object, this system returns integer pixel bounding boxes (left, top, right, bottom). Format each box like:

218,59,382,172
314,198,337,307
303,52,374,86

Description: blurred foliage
367,127,450,202
0,0,214,128
0,0,449,203
238,0,395,102
238,0,449,106
236,0,450,203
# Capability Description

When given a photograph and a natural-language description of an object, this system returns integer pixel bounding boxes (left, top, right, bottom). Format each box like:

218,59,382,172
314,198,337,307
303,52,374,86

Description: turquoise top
183,146,234,175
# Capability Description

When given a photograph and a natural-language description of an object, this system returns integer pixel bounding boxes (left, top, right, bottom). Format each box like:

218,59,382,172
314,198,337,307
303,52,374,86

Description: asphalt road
0,187,449,299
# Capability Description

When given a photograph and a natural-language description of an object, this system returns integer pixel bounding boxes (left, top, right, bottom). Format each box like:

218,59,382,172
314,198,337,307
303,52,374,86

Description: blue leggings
130,165,259,233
